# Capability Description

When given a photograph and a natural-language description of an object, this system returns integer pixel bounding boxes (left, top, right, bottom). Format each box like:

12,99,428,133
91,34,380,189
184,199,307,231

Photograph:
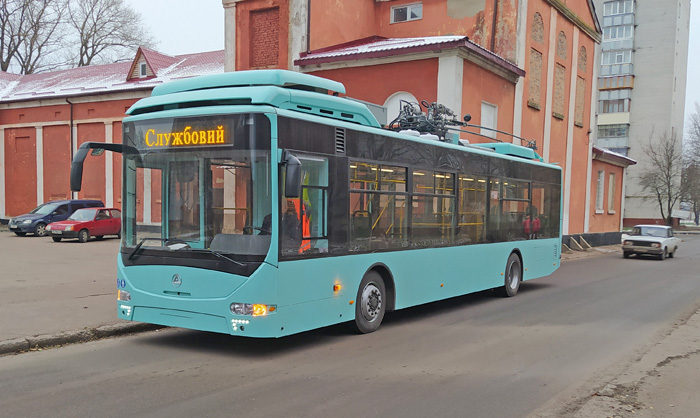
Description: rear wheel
354,271,386,334
623,252,631,259
78,229,90,243
52,237,62,242
503,253,522,297
34,223,47,237
95,236,104,240
668,247,675,258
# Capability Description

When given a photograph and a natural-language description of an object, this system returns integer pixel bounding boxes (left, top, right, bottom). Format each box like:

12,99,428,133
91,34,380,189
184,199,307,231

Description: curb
0,322,164,356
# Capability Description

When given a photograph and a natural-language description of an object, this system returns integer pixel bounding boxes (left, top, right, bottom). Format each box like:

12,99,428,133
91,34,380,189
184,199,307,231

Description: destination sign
142,125,229,148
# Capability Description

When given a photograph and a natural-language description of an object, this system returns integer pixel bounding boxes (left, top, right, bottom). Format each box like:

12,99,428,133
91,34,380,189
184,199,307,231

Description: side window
111,209,121,219
55,204,70,215
456,175,487,244
349,161,408,252
501,179,530,241
411,169,455,247
96,210,109,220
281,155,329,257
532,182,561,239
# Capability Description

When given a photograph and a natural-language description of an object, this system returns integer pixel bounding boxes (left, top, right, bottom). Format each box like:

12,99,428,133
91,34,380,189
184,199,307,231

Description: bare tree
638,131,688,225
67,0,156,67
683,102,700,225
13,0,67,74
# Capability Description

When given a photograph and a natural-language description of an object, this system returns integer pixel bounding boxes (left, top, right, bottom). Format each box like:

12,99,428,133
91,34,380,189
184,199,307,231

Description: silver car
622,225,680,260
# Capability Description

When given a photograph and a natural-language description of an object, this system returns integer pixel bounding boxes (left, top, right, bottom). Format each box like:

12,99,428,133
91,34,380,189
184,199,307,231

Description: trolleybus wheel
354,271,386,334
503,253,522,297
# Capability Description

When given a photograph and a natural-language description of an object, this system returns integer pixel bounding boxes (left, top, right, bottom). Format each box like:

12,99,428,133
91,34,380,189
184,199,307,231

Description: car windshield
69,209,96,221
631,227,667,238
29,203,59,215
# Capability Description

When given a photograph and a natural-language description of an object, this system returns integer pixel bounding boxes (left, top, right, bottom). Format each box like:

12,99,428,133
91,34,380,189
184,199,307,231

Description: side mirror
283,150,302,198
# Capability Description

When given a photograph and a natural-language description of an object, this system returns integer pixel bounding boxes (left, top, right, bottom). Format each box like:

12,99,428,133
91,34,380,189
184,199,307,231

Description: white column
0,129,5,218
289,0,309,71
105,122,114,208
512,0,529,141
437,55,464,122
584,37,600,233
144,169,152,224
563,28,579,236
71,124,78,199
36,126,44,205
223,0,238,72
542,8,558,162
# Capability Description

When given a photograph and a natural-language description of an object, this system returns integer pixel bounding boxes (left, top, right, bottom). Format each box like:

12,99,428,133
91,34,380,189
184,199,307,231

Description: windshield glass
69,209,96,221
121,113,273,263
30,203,58,215
631,226,667,238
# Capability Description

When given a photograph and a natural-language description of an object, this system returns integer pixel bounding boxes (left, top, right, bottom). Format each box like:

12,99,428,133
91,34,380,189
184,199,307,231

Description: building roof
0,49,225,103
295,35,525,78
592,146,637,167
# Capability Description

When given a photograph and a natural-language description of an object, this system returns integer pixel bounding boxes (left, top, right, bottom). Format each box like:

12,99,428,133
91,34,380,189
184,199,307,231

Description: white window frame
608,173,616,213
480,102,498,139
139,62,148,78
595,170,605,213
391,2,423,24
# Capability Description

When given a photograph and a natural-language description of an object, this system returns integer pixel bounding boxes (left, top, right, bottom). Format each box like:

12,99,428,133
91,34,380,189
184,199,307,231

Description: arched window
557,32,567,60
578,46,587,72
531,13,544,44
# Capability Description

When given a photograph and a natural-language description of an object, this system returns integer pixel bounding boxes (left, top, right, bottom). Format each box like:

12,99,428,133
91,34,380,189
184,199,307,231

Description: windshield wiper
208,250,245,267
128,238,168,260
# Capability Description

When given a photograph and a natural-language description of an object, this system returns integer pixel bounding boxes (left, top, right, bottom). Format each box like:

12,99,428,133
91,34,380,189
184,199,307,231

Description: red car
46,207,121,242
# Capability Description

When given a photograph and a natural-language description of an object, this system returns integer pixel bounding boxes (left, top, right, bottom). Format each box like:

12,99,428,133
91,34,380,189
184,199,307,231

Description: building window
603,0,634,16
480,102,498,139
553,64,566,119
391,3,422,23
557,32,567,59
528,48,543,109
139,62,147,77
598,124,629,138
600,99,630,113
578,46,587,72
575,76,585,127
602,50,632,65
596,170,605,213
603,25,633,40
608,173,616,213
531,13,544,43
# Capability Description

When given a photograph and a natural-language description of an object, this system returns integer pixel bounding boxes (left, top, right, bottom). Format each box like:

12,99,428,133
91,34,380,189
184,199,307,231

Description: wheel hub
361,283,382,322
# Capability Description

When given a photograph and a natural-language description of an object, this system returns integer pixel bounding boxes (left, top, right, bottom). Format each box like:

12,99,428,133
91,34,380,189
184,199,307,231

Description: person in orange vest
283,199,311,253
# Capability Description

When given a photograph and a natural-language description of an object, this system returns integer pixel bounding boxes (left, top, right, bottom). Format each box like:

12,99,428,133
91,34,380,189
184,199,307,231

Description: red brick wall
250,8,280,68
43,125,71,202
4,127,38,215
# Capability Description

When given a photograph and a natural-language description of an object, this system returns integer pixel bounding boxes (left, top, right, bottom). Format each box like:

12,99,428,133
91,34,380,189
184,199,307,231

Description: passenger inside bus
281,198,311,254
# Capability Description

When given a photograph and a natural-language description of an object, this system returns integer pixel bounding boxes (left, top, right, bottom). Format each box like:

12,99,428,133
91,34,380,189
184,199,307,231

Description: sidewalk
1,226,699,418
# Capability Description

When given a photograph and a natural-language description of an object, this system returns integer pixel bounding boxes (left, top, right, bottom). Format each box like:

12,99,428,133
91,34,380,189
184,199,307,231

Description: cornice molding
545,0,602,43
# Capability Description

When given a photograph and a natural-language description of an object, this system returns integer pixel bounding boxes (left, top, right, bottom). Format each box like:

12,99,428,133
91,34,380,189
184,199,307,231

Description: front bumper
8,222,34,233
50,230,79,239
622,245,663,255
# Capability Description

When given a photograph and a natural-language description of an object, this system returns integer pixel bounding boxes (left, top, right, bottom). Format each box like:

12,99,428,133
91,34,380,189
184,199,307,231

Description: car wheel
14,232,26,237
34,223,47,237
659,248,667,260
623,252,631,259
117,230,121,239
78,229,90,243
354,270,386,334
668,247,675,258
503,252,522,297
52,237,62,242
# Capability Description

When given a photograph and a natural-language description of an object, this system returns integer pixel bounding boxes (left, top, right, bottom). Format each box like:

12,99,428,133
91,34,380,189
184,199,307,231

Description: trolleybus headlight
118,290,131,302
230,303,276,316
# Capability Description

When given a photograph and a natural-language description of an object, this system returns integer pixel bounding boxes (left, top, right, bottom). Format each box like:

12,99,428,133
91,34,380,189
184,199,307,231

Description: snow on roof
592,146,637,167
0,49,225,103
294,35,524,77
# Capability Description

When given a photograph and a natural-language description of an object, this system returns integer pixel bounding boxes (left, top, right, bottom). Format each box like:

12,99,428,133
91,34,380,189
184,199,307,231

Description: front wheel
503,253,522,297
659,248,667,261
34,223,47,237
354,271,386,334
52,237,62,242
78,229,90,243
14,232,26,237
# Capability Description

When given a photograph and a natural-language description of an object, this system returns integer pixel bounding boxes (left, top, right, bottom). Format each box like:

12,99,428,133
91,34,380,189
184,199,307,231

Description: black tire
34,223,47,237
14,232,26,237
95,236,104,240
117,230,121,239
668,247,675,258
659,248,667,260
623,252,631,259
52,237,62,242
354,270,386,334
503,252,522,297
78,229,90,243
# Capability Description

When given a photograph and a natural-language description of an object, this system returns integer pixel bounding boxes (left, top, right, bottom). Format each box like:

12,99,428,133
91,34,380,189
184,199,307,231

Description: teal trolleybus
71,70,562,337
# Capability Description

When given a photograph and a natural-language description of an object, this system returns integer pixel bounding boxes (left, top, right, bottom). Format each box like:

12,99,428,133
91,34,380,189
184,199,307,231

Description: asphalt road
1,236,699,418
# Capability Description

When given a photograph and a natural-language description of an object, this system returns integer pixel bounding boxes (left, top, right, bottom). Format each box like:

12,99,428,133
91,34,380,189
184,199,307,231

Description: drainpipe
491,0,500,52
66,98,75,199
306,0,311,53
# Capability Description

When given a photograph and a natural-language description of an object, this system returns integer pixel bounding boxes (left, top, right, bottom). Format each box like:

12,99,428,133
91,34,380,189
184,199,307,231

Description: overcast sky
126,0,700,133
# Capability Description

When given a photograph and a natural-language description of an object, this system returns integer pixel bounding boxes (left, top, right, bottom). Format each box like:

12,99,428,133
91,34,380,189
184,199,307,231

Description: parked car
46,207,121,243
622,225,680,260
8,199,104,237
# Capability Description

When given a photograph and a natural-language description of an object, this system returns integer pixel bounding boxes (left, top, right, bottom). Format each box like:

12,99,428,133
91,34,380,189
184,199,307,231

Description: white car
622,225,680,260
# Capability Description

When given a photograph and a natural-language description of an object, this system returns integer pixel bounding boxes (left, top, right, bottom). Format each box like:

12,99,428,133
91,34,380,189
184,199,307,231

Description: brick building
222,0,635,235
0,48,224,221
